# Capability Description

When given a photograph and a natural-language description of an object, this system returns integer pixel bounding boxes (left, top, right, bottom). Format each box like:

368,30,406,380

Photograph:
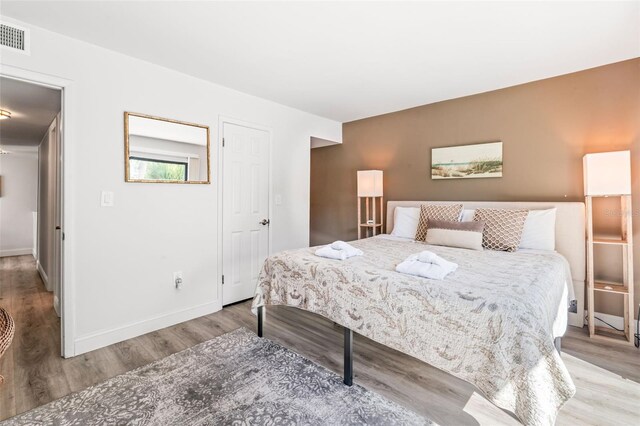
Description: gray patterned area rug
4,327,433,425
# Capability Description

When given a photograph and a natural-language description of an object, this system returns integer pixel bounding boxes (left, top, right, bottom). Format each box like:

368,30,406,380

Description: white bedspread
252,236,576,425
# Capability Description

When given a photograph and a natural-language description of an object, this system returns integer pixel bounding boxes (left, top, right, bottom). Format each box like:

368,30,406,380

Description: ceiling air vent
0,22,30,55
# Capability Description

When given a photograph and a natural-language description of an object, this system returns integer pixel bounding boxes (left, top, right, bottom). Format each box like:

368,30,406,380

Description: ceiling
0,77,61,147
2,1,638,122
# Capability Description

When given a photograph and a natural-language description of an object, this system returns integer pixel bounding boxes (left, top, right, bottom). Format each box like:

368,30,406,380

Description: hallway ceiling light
0,109,11,120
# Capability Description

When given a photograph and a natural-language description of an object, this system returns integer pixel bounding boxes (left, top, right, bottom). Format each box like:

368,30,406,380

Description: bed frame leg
554,337,561,354
344,327,353,386
257,306,263,338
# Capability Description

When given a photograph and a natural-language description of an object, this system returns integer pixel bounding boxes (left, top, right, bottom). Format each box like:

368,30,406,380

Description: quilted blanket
252,236,576,425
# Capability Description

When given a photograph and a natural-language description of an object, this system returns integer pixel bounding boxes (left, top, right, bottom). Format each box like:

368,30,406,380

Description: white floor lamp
584,150,635,344
357,170,383,239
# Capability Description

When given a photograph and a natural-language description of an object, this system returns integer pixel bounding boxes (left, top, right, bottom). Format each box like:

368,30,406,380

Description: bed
251,201,585,426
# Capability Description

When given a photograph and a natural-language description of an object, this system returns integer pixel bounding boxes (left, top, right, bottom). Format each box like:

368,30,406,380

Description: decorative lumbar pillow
473,208,528,252
519,208,557,251
390,207,421,239
425,220,485,250
415,203,464,241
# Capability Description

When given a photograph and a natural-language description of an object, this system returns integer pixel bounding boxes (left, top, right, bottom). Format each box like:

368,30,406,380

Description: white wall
0,146,39,257
0,17,342,355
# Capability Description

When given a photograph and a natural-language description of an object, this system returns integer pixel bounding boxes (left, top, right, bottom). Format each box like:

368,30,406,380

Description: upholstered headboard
386,201,586,327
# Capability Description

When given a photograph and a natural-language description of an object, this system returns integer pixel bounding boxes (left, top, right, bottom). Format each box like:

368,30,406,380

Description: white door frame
1,64,76,357
217,116,273,305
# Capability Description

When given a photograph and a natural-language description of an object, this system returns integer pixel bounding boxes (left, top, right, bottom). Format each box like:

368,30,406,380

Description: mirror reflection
124,112,210,183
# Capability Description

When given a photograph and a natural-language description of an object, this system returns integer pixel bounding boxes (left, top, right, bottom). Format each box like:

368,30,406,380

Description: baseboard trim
568,312,583,328
36,261,51,291
74,300,222,356
53,295,61,317
0,248,33,257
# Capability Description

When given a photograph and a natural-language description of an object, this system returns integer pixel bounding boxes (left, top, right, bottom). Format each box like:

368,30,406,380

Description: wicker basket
0,307,15,385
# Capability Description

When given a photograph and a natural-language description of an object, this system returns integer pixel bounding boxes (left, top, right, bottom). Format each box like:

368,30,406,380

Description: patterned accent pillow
473,208,528,252
414,204,463,241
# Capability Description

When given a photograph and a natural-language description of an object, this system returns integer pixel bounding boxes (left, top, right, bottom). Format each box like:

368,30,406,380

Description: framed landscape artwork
431,141,503,180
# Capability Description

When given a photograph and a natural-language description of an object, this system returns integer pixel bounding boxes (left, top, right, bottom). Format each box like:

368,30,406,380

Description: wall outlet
173,271,183,290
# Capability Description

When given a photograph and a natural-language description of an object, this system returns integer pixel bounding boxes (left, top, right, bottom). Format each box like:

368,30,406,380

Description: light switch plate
101,191,114,207
275,194,283,205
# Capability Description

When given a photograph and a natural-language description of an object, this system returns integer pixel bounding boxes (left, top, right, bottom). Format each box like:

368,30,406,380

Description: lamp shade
583,151,631,196
357,170,383,197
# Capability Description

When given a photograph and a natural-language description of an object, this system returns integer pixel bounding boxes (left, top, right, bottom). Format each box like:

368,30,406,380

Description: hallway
0,255,60,417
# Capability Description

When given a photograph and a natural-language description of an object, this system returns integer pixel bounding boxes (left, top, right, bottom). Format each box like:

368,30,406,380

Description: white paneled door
222,122,270,305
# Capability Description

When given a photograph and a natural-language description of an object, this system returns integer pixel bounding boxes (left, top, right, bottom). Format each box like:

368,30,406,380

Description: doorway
221,120,271,305
0,76,64,355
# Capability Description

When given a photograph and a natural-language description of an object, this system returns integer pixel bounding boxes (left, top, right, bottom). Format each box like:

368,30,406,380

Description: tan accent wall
310,58,640,317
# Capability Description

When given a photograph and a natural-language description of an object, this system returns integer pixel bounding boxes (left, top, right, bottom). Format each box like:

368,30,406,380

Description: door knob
260,219,270,226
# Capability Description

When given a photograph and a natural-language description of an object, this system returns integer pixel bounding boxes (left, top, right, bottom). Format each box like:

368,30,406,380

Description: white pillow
460,209,476,222
519,208,556,251
390,207,420,239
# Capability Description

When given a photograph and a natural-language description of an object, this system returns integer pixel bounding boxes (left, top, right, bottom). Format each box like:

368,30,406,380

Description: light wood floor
1,255,639,424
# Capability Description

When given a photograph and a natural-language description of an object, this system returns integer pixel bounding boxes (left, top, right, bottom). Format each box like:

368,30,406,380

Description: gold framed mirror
124,112,211,184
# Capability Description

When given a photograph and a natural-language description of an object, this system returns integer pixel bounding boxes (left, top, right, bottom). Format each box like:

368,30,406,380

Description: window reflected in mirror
124,112,210,184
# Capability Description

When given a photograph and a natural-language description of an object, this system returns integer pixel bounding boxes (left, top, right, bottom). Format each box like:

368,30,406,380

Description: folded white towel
315,241,363,260
396,251,458,280
330,240,353,251
416,250,458,270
